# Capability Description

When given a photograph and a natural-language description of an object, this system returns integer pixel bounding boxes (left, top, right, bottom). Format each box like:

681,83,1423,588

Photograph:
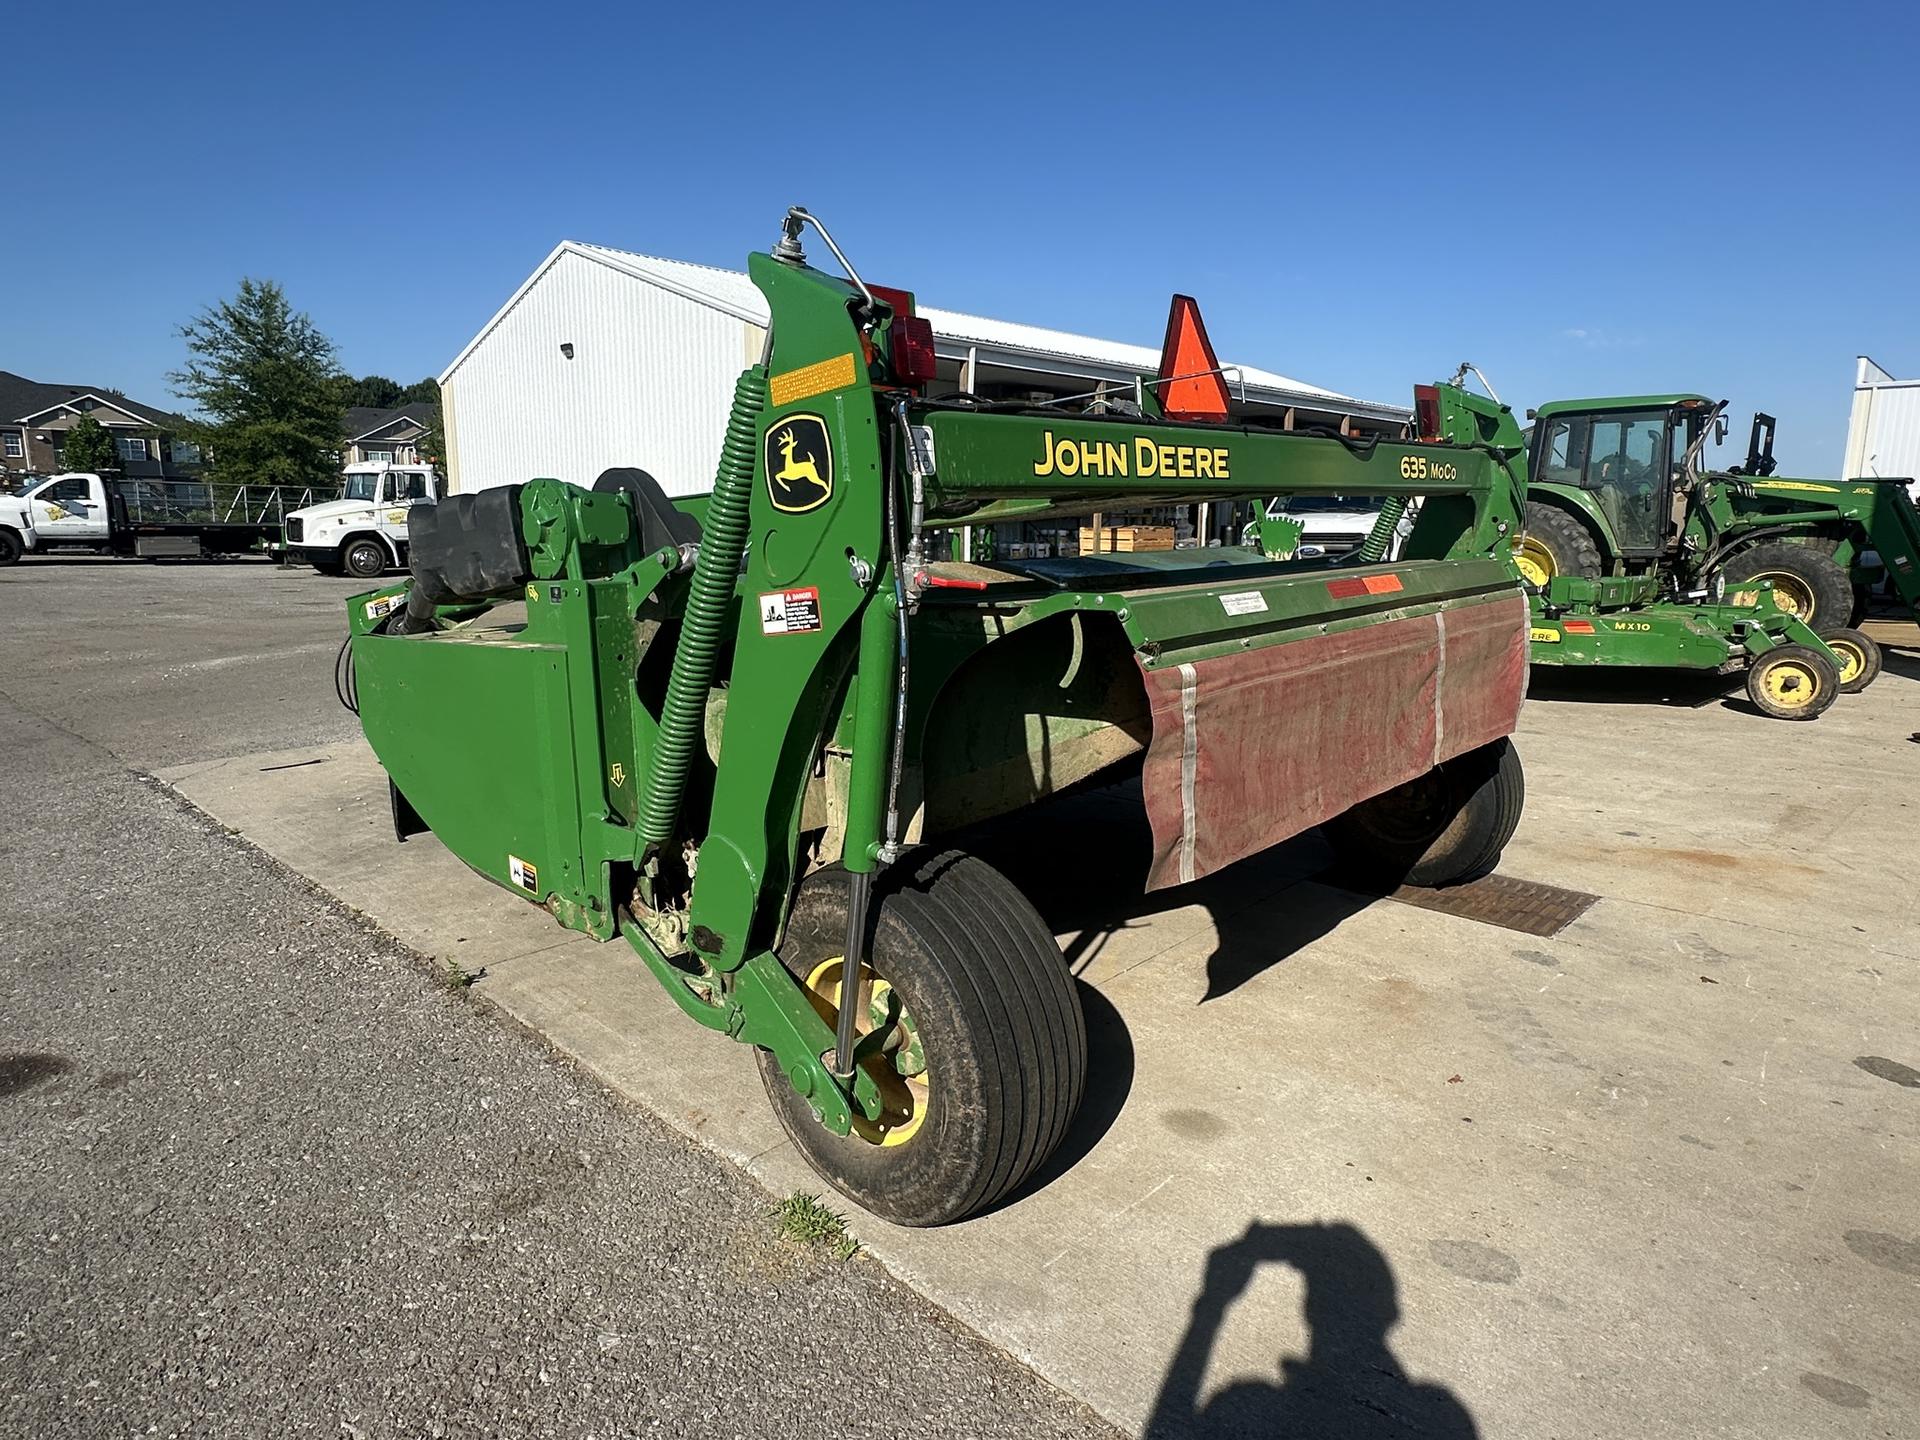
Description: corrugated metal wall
1843,361,1920,488
443,251,762,495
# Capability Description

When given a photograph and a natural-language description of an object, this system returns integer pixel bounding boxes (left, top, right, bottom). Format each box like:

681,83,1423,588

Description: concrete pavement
0,560,1117,1438
161,607,1920,1436
7,559,1918,1437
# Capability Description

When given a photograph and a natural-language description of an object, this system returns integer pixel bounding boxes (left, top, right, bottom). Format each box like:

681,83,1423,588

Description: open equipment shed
437,241,1409,499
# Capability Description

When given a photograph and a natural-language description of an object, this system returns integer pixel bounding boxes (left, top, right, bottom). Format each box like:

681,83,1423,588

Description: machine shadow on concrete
963,771,1378,1004
1141,1221,1480,1440
960,774,1379,1213
1523,664,1731,711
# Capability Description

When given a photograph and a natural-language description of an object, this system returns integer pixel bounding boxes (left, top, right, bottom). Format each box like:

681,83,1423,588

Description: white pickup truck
0,472,320,563
281,461,444,578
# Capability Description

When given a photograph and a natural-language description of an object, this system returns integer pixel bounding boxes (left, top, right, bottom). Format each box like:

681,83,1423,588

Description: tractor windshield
1535,409,1670,554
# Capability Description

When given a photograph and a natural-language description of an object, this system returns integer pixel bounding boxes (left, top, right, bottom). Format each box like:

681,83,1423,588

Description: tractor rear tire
1818,627,1882,693
755,850,1086,1227
343,538,388,580
1720,542,1852,629
1517,502,1602,587
1322,737,1525,889
1745,644,1839,720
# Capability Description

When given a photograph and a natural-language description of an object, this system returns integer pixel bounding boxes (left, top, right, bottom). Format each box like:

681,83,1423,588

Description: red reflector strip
1326,574,1403,600
1563,619,1596,633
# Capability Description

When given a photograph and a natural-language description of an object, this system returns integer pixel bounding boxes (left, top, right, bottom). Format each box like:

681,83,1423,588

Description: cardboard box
1077,524,1175,553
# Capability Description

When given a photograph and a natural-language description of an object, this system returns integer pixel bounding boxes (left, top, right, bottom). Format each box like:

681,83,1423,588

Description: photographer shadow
1144,1221,1479,1439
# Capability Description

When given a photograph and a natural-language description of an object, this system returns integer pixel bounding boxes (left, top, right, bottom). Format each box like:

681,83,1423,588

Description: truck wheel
1721,542,1852,629
755,850,1087,1227
0,529,20,565
1816,627,1881,694
1516,502,1602,587
1745,644,1838,720
343,538,387,579
1323,737,1524,888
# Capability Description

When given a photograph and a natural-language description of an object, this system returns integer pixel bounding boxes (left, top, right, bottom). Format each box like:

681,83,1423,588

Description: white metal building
1843,357,1920,494
438,241,1407,495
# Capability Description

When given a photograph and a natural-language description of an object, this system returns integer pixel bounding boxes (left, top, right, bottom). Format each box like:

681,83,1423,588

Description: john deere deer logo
765,413,833,514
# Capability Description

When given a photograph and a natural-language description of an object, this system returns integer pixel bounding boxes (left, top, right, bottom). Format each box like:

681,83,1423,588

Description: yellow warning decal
1529,627,1562,643
770,352,859,407
1751,480,1837,494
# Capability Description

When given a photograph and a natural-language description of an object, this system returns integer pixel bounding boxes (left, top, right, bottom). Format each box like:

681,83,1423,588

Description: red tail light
890,315,938,385
870,284,939,388
1413,384,1442,441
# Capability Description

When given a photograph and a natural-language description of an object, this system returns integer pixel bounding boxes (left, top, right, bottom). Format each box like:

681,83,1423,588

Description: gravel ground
0,560,1117,1438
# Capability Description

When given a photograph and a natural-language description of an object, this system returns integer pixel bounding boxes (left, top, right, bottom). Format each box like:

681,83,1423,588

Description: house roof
441,242,1409,422
0,371,182,428
345,402,435,443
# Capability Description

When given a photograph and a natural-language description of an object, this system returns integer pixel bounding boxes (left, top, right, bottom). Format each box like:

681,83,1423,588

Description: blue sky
4,1,1915,474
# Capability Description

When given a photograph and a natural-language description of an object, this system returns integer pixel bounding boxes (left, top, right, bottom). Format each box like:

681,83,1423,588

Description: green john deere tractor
1518,395,1920,654
346,208,1538,1226
1246,379,1872,719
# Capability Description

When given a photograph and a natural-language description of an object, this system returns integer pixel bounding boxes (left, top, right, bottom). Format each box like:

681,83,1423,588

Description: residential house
0,371,201,487
343,403,434,466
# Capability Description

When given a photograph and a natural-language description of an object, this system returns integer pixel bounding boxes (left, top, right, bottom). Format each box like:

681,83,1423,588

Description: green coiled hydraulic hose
1358,495,1408,564
638,365,767,847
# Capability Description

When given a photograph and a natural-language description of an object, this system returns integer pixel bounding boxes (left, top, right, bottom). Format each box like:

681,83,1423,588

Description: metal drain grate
1328,871,1598,938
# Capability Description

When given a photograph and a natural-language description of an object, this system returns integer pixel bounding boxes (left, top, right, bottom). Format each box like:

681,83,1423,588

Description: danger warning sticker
508,854,539,892
760,586,823,636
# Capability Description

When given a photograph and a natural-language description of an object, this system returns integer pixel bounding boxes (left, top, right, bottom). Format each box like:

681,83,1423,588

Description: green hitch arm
828,586,900,1077
637,365,768,851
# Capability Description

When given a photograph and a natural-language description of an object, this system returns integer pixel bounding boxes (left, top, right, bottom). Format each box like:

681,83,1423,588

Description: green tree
340,374,403,409
421,392,445,471
60,414,120,474
170,278,344,487
397,377,439,406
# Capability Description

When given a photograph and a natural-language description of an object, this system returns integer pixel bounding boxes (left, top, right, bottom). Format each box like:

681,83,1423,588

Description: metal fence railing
116,480,340,527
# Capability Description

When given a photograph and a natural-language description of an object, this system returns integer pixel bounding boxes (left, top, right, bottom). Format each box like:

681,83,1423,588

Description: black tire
0,529,21,566
755,851,1086,1227
1323,737,1525,888
342,538,387,579
1817,627,1882,694
1720,541,1852,629
1745,643,1839,720
1518,501,1603,586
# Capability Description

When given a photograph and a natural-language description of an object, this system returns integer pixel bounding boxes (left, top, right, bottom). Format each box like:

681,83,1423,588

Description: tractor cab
1526,395,1720,563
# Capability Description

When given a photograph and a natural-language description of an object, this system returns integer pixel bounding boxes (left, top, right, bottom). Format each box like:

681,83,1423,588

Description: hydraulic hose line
1358,494,1408,563
638,364,768,848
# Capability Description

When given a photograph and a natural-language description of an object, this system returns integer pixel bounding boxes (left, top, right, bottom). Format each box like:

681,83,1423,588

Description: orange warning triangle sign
1155,294,1232,421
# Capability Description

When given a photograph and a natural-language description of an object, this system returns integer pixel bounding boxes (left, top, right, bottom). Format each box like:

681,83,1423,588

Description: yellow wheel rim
1827,639,1865,685
803,956,929,1147
1751,571,1815,620
1761,659,1822,709
1515,537,1555,588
